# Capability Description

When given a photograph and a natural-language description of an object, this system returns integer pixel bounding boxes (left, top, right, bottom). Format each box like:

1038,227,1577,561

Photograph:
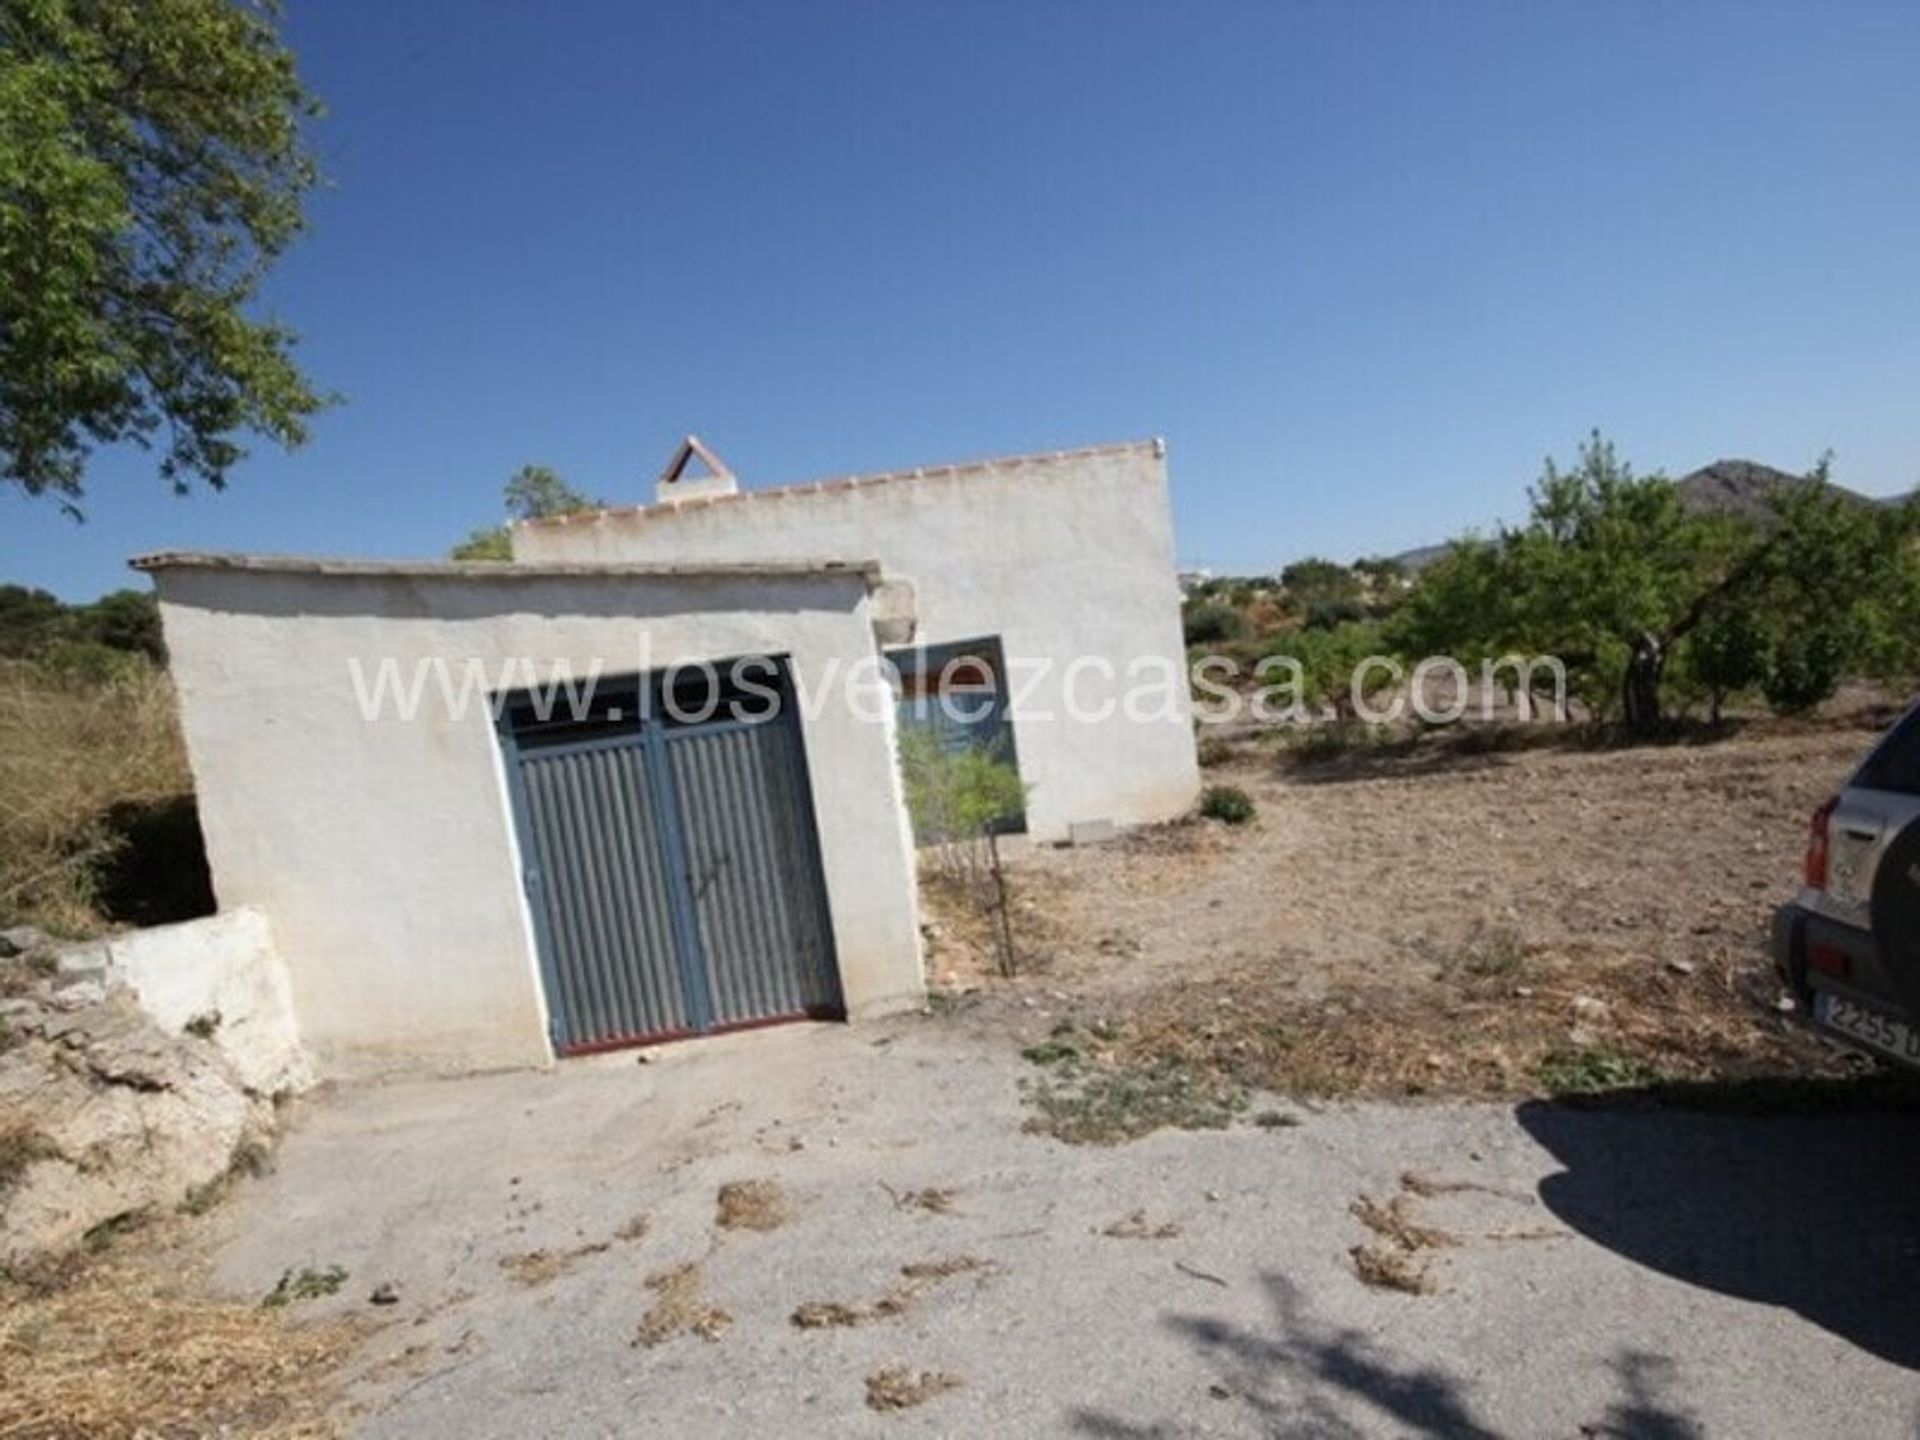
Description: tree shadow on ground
1069,1273,1703,1438
1518,1095,1920,1370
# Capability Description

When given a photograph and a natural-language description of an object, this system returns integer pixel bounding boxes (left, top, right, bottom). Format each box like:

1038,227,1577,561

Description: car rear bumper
1773,901,1918,1064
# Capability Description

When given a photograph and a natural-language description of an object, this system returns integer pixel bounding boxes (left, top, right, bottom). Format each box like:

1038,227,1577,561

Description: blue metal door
502,665,842,1054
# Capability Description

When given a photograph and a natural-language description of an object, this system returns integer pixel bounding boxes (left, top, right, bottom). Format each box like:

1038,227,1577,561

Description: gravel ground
203,1018,1920,1438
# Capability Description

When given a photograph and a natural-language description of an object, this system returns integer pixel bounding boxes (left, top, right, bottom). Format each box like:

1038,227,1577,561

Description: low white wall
514,443,1202,841
108,907,311,1096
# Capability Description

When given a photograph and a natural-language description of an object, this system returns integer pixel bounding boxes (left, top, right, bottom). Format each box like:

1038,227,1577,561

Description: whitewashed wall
108,907,311,1095
147,565,925,1079
513,443,1201,841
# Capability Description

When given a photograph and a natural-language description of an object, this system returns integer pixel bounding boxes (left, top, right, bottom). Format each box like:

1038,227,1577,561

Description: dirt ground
915,719,1906,1112
988,722,1878,1000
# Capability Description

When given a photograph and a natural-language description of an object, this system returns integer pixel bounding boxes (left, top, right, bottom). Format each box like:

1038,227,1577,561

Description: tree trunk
985,831,1017,979
1622,632,1666,736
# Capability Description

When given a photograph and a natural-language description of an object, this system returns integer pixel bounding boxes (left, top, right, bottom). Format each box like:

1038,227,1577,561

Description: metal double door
509,703,842,1054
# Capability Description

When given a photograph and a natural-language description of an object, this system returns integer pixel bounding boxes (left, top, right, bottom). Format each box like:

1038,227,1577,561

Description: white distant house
136,438,1198,1078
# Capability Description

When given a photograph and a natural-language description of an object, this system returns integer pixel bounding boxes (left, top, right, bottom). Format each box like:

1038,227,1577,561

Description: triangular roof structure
658,435,735,487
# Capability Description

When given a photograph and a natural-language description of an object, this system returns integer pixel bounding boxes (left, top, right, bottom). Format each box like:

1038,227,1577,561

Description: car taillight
1805,796,1839,890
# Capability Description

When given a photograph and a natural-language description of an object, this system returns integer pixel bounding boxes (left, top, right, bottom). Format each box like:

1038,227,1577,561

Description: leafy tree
452,464,599,560
0,583,67,656
1680,604,1766,725
1,0,328,510
71,587,162,660
1279,557,1362,609
1182,601,1245,647
1387,433,1920,733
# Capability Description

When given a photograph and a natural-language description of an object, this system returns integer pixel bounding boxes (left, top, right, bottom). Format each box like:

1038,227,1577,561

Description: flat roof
518,436,1166,529
129,551,883,582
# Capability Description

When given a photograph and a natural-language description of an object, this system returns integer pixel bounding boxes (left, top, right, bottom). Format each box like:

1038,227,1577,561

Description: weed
82,1210,148,1254
183,1011,220,1041
1019,1038,1080,1067
261,1264,348,1309
1196,735,1237,768
1431,922,1528,981
1199,784,1255,825
1536,1046,1667,1096
1023,1052,1247,1146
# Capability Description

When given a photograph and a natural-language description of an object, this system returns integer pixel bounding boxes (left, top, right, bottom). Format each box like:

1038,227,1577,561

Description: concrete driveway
204,1018,1920,1437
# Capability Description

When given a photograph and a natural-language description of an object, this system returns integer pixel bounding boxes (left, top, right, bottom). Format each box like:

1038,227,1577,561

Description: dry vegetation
0,1245,357,1439
790,1254,988,1331
633,1261,732,1346
0,659,191,935
864,1365,962,1412
967,718,1920,1140
714,1177,789,1232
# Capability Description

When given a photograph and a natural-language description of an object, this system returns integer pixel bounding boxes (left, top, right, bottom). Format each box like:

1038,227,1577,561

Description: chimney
656,435,738,505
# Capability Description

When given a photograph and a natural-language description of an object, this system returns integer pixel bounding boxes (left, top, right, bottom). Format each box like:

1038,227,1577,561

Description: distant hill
1672,458,1878,521
1389,458,1902,574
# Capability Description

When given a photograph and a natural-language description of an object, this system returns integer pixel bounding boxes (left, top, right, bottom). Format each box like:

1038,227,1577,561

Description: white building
136,439,1197,1078
515,438,1199,842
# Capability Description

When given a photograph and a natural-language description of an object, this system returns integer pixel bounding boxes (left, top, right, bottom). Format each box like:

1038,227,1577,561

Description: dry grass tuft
1349,1193,1459,1252
791,1256,990,1330
0,1249,357,1439
634,1262,731,1346
1350,1240,1438,1296
883,1183,957,1215
865,1365,962,1412
1100,1210,1181,1241
897,1254,987,1282
715,1178,788,1233
0,660,191,935
498,1241,610,1288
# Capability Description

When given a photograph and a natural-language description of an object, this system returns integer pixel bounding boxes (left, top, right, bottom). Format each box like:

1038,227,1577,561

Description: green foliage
1387,433,1920,729
452,463,599,559
0,584,162,666
1536,1046,1666,1096
1198,783,1254,825
1275,619,1391,717
1181,601,1245,647
261,1263,347,1308
1280,556,1362,608
503,463,593,521
450,527,513,561
897,727,1026,843
1,0,328,508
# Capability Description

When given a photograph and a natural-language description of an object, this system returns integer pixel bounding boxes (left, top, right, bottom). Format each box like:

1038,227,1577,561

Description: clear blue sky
8,0,1920,600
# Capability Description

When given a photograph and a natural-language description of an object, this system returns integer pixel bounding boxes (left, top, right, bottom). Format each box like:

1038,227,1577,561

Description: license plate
1815,991,1920,1066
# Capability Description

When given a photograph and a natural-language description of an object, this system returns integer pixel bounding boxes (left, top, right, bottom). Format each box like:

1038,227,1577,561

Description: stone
47,980,106,1012
54,941,111,977
1069,818,1120,847
0,925,50,958
0,987,273,1268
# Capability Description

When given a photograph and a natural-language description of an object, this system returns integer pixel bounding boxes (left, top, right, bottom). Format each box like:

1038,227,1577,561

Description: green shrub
1199,784,1255,825
1182,603,1246,647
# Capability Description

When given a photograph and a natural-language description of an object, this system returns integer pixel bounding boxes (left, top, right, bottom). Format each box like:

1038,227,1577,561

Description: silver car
1774,704,1920,1069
